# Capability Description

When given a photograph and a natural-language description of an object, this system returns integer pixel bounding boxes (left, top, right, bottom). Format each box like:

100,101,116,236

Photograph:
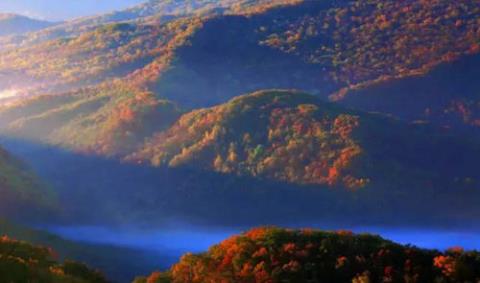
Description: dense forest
2,90,480,229
0,234,107,283
129,89,480,192
135,227,480,283
1,0,480,157
0,0,480,282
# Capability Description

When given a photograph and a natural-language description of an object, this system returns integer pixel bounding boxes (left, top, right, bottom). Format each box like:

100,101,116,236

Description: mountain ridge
1,0,479,109
128,89,480,192
0,13,56,37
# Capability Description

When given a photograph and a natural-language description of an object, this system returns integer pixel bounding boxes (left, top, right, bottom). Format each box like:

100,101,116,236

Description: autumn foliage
0,235,107,283
137,227,480,283
129,90,368,188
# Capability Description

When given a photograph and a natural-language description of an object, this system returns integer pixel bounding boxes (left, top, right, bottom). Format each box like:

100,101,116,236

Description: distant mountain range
2,1,480,281
0,13,56,37
0,0,478,128
0,0,300,50
0,0,479,226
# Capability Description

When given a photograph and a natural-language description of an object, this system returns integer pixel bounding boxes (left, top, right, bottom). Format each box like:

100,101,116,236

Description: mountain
0,0,301,51
3,90,480,228
0,145,54,218
135,227,480,283
129,90,368,188
4,88,480,193
0,231,107,282
130,0,480,108
0,14,55,37
1,0,479,155
0,0,305,98
129,90,480,191
0,87,182,157
1,0,479,109
0,0,479,226
338,53,480,136
0,219,174,282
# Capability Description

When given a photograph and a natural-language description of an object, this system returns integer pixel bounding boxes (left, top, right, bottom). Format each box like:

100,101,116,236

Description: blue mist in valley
4,131,480,282
45,224,480,266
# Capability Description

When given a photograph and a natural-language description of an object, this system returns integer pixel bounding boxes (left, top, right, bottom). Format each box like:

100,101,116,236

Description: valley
0,0,480,282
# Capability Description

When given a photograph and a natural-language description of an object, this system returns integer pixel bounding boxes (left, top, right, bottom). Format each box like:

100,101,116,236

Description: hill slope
136,227,480,283
140,0,480,108
0,0,479,108
0,145,54,218
0,87,181,157
0,0,303,97
129,90,367,188
2,0,480,156
0,14,55,37
338,53,480,136
129,90,480,191
0,219,174,282
0,0,301,51
0,232,106,283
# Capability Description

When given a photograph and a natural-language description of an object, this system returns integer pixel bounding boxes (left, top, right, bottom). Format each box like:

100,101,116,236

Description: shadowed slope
0,231,107,283
0,145,55,219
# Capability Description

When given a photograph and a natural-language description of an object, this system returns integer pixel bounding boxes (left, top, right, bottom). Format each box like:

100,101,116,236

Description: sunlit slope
0,0,302,50
1,0,480,157
129,90,480,191
0,87,181,157
141,0,480,108
0,0,478,108
0,146,54,217
2,90,480,226
0,219,171,282
136,227,480,283
0,0,303,94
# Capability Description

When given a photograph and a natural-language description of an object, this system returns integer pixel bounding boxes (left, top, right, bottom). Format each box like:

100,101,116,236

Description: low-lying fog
46,223,480,266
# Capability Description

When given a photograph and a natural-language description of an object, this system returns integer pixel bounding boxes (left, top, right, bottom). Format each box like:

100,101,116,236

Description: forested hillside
0,0,479,227
0,145,54,218
129,90,480,192
0,0,479,145
0,87,181,156
1,0,479,104
1,1,480,282
0,233,106,283
0,219,173,282
340,53,480,135
0,0,304,97
135,227,480,283
0,0,301,51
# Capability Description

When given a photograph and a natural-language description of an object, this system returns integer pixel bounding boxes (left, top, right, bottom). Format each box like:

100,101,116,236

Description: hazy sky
0,0,147,21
